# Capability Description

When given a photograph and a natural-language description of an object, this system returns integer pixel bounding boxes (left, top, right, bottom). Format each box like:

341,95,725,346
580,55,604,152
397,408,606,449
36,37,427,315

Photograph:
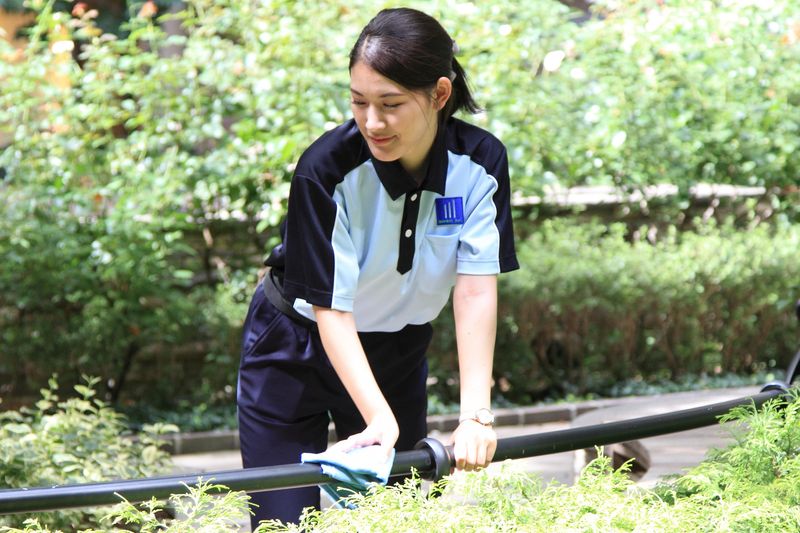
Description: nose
365,105,386,131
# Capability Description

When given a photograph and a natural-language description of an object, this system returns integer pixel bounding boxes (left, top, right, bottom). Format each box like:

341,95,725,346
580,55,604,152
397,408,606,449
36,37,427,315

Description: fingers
329,413,399,462
453,421,496,472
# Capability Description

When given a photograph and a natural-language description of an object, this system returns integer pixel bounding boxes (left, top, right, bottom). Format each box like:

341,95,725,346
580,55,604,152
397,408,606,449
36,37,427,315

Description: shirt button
404,229,413,238
410,193,418,202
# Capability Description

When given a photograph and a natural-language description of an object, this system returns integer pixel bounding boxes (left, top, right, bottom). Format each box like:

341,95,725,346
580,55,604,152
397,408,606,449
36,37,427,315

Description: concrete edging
160,394,665,456
160,387,762,455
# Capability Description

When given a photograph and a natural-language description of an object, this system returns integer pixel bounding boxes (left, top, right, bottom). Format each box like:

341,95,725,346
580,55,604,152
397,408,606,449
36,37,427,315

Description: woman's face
350,61,448,178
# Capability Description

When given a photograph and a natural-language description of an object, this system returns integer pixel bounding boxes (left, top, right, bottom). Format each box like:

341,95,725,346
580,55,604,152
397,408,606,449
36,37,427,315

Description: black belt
261,270,317,330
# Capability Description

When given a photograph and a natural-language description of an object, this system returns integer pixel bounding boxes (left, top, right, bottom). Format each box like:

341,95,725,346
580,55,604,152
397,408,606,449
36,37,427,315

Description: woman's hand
329,408,399,460
451,420,497,471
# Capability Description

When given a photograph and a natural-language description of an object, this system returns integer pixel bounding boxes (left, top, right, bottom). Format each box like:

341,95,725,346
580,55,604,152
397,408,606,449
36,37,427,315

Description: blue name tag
435,197,465,225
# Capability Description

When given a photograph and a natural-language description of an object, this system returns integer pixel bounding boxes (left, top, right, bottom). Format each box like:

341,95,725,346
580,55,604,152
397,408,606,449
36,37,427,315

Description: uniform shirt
265,117,518,332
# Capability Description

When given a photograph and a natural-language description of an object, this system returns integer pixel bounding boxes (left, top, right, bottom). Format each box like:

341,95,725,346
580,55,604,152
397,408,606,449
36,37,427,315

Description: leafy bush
3,0,800,409
257,390,800,532
499,0,800,194
2,480,252,533
8,389,800,532
0,376,176,530
14,388,798,532
428,219,800,405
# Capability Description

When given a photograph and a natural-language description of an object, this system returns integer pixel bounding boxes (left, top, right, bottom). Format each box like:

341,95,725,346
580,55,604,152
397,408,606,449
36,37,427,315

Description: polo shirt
265,117,518,333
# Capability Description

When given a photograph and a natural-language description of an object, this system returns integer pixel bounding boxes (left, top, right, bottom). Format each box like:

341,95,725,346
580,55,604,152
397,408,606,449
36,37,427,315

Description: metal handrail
0,383,791,515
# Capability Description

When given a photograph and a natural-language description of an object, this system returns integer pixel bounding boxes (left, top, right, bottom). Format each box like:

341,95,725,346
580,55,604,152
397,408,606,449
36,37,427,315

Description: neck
401,121,439,184
409,157,429,184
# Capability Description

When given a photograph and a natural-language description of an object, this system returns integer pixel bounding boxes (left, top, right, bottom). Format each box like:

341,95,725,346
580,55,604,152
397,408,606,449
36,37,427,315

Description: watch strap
458,408,495,426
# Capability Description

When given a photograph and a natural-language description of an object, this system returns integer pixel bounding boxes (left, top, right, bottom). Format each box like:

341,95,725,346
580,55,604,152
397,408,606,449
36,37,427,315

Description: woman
237,7,518,527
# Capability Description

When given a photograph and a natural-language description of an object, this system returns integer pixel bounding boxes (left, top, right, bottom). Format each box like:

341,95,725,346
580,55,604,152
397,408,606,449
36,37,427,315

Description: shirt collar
368,121,449,200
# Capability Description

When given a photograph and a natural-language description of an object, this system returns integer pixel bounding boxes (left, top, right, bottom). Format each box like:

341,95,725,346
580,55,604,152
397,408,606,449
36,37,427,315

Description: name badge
435,197,464,225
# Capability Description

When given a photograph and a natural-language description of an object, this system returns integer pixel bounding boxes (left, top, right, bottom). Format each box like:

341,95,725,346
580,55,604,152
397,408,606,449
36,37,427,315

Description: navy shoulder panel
294,119,370,193
446,118,507,170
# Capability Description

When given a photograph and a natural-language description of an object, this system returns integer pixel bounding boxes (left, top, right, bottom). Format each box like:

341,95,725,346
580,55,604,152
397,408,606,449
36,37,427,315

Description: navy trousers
237,286,432,529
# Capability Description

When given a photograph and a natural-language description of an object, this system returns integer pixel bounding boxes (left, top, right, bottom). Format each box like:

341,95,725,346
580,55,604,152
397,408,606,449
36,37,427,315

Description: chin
369,148,401,162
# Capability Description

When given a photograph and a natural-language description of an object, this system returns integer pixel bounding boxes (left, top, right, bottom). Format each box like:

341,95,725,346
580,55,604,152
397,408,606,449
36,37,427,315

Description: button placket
396,189,422,274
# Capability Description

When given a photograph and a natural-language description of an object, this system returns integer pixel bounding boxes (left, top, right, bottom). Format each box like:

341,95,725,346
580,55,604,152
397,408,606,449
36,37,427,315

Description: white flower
51,40,74,54
542,50,566,72
611,131,627,148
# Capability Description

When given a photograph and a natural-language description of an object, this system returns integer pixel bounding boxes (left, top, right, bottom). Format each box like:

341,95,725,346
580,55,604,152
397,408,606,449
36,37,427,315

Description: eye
383,103,402,109
350,100,366,107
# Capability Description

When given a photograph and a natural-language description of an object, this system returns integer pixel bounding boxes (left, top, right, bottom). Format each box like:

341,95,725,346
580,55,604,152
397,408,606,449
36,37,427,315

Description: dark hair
349,7,480,120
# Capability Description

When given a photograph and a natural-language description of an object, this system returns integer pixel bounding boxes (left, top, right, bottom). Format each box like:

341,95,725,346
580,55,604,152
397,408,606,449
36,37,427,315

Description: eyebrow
350,88,406,98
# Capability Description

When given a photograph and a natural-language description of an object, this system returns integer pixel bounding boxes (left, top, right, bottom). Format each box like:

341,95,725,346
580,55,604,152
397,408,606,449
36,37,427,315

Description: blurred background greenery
1,0,799,431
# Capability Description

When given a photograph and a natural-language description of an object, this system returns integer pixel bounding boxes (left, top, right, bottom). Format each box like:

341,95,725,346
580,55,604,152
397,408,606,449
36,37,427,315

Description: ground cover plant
0,377,176,530
253,389,800,531
5,388,800,532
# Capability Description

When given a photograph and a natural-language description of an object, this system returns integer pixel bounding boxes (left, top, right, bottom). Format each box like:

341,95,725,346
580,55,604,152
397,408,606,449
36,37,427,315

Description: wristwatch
459,407,495,426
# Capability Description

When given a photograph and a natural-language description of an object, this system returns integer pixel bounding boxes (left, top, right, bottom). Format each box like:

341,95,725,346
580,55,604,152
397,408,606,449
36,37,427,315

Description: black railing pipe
0,449,437,516
492,387,784,462
0,386,789,516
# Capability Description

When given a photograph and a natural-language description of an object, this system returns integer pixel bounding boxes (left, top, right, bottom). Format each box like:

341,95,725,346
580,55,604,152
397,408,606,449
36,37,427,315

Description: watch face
476,409,494,425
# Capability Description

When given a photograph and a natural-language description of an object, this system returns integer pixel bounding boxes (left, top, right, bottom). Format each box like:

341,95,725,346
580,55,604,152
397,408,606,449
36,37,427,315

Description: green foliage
3,0,800,409
107,480,251,532
503,0,800,193
10,392,800,532
429,219,800,404
660,391,800,503
0,376,176,530
253,390,800,532
0,480,251,532
122,399,238,432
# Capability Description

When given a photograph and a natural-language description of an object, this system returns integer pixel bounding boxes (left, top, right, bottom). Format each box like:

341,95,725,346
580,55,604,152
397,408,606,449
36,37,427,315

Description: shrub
255,389,800,532
428,219,800,405
3,0,800,410
9,388,800,532
499,0,800,194
0,376,176,530
1,480,252,533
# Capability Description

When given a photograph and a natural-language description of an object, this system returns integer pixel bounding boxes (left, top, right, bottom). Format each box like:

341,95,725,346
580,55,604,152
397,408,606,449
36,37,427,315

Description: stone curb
159,396,641,455
159,387,760,456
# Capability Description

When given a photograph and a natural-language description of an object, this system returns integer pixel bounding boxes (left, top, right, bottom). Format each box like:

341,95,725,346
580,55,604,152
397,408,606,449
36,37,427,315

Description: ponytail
444,56,481,120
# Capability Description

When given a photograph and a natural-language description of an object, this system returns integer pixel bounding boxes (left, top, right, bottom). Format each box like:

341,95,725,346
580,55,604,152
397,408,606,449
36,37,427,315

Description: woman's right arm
313,306,398,458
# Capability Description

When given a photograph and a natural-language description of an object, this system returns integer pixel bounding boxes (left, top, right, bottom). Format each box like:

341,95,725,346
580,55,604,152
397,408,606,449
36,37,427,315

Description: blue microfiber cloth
301,445,395,509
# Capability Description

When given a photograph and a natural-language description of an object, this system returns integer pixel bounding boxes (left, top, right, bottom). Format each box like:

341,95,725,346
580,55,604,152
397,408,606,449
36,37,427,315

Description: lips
369,135,394,146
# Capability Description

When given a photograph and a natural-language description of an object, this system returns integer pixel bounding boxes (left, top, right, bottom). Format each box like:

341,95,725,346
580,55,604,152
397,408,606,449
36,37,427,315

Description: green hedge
5,1,799,196
2,0,800,409
501,0,800,193
428,219,800,405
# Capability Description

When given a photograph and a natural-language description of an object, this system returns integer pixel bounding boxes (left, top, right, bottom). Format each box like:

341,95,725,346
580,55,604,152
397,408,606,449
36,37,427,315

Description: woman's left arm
451,273,498,471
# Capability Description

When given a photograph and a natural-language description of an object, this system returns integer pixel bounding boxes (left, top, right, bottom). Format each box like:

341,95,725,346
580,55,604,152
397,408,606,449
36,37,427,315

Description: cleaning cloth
301,445,395,509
